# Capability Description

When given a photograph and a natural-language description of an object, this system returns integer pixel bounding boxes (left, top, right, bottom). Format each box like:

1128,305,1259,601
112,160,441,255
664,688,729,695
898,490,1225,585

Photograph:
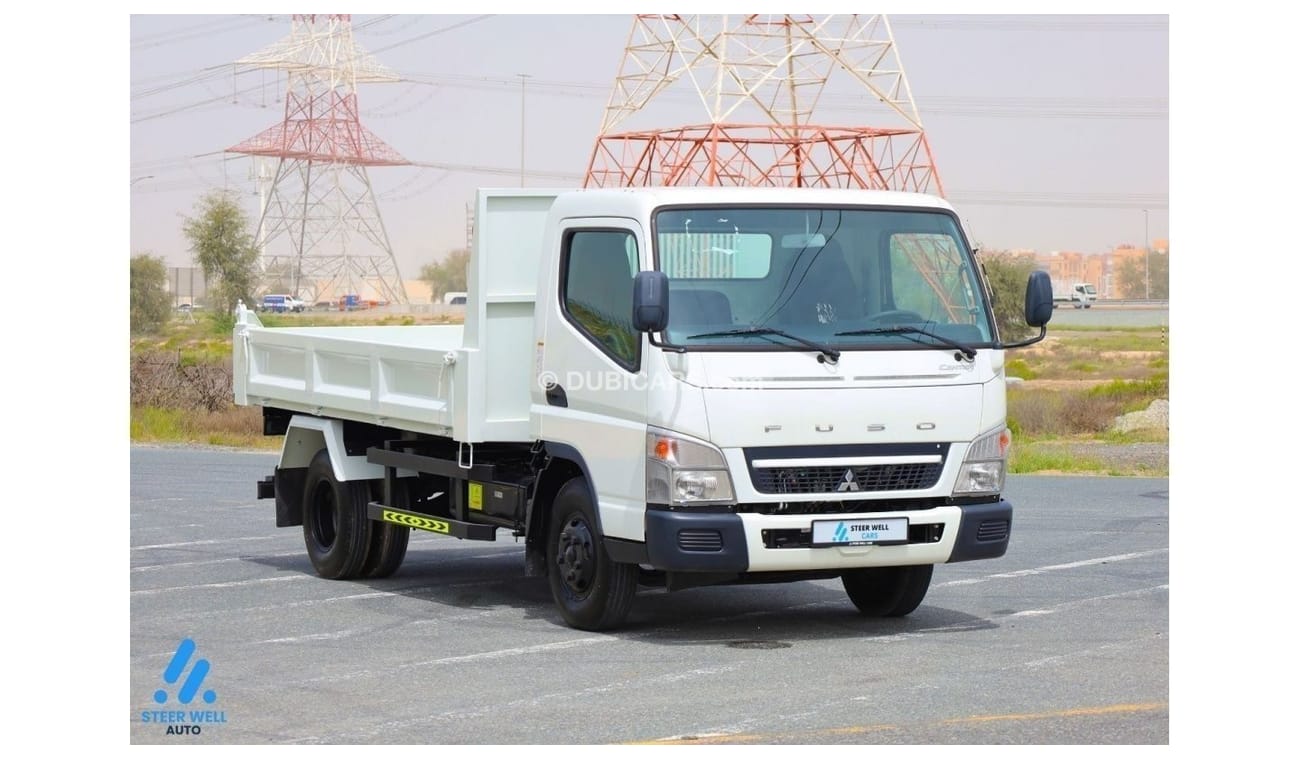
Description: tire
546,479,637,631
360,481,411,579
841,564,934,617
301,449,373,580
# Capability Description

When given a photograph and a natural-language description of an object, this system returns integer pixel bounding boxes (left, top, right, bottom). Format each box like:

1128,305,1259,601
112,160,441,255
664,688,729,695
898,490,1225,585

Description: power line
130,16,275,52
889,16,1168,32
391,71,1167,119
353,15,425,37
369,15,495,54
131,66,230,101
135,65,1169,122
947,190,1167,210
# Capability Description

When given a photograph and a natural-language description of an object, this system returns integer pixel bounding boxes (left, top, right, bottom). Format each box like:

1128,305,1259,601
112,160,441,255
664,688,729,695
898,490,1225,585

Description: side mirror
1025,271,1054,328
633,271,669,333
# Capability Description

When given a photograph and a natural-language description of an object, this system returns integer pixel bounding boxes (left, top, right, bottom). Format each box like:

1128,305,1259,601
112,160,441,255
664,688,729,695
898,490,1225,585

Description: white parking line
131,575,309,596
132,550,305,572
298,635,616,685
256,628,376,645
872,584,1169,643
131,536,284,551
305,664,740,742
1007,584,1169,618
935,549,1168,588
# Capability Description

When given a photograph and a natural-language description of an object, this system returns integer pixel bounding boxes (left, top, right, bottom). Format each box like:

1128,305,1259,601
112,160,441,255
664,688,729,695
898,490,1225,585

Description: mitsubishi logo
835,469,860,492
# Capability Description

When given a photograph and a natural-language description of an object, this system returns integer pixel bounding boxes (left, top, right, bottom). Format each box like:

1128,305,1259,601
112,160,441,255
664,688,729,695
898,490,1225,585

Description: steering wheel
867,309,926,324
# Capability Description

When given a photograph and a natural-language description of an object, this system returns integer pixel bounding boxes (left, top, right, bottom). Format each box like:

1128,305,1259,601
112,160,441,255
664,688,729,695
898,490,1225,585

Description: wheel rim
556,514,596,599
310,482,338,551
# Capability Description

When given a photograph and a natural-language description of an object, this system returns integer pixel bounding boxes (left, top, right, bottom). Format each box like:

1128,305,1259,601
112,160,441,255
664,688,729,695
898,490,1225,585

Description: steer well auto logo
140,638,229,736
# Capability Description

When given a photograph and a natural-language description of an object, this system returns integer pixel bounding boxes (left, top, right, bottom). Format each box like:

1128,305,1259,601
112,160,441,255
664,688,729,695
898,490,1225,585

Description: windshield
653,206,995,352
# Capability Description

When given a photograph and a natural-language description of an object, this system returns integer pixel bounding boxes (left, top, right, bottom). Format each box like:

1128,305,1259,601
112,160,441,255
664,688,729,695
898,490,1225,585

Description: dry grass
131,405,278,449
1008,387,1125,437
1006,325,1169,475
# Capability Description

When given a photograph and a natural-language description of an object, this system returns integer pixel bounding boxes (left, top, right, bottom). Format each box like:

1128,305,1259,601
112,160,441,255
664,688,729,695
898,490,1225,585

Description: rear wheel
301,449,372,580
841,564,934,617
360,480,411,579
546,479,637,631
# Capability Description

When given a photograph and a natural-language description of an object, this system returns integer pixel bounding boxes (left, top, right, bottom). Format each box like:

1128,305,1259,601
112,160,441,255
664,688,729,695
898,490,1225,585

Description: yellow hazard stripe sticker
381,509,450,534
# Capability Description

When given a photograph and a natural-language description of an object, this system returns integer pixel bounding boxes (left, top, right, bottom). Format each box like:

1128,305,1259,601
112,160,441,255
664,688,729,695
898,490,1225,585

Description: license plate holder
811,517,909,547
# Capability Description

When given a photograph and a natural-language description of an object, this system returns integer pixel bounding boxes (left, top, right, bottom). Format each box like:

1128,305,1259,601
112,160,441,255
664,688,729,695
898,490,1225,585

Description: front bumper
626,500,1012,573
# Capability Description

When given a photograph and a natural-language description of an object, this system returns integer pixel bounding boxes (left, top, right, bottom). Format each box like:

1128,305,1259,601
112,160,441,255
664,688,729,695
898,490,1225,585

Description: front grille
751,463,943,494
737,500,940,515
976,519,1010,542
677,529,724,552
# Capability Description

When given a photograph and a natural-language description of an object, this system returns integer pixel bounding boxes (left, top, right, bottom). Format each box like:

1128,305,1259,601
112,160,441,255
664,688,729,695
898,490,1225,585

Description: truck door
537,221,649,542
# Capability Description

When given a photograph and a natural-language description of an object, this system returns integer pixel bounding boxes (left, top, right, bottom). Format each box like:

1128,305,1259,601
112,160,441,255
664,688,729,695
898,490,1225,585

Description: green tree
419,248,470,303
182,191,260,315
130,253,172,334
1116,250,1169,300
978,250,1039,341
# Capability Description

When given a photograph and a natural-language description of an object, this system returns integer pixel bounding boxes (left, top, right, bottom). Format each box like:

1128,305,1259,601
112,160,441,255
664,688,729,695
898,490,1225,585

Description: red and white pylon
584,14,943,194
229,14,409,305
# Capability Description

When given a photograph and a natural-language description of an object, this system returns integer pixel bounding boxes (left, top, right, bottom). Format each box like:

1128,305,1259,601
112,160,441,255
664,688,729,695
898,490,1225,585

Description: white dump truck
235,187,1055,630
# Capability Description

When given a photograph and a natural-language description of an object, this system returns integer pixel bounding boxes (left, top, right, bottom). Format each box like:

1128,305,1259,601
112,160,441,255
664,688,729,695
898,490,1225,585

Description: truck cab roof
545,187,955,221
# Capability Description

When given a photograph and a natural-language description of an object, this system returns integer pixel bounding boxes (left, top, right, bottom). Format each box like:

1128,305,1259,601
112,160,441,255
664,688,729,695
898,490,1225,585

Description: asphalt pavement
130,446,1169,745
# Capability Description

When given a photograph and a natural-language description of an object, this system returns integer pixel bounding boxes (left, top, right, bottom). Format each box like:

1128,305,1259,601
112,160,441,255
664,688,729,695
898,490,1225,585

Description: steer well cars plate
811,517,909,547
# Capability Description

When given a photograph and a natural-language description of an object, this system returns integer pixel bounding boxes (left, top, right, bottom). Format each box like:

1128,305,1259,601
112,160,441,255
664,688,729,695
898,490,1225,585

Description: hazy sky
129,13,1168,279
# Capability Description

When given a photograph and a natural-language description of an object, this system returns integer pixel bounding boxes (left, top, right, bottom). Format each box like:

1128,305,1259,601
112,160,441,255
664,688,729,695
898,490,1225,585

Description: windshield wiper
687,326,841,363
834,325,977,360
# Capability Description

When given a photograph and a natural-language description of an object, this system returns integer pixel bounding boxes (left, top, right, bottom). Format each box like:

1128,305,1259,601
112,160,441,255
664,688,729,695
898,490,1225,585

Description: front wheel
841,564,934,617
546,479,637,631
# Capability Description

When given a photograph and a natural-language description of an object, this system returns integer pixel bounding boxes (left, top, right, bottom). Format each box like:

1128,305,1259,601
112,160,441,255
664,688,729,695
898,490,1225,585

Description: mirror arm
1000,324,1047,350
648,332,685,353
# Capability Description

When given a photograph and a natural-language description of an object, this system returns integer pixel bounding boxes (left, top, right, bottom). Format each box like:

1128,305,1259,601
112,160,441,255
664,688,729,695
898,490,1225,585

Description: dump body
235,190,560,442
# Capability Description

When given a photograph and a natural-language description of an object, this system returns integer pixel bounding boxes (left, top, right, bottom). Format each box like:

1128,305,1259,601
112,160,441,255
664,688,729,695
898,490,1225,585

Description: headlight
646,427,736,506
954,426,1011,495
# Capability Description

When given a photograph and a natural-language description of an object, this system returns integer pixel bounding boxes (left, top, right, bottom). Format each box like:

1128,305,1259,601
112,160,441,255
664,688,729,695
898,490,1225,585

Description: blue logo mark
833,523,849,542
154,638,217,705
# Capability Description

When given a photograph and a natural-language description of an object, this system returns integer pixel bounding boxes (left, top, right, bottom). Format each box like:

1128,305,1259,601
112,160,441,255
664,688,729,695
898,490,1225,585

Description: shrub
979,252,1038,341
131,254,172,334
1005,358,1037,380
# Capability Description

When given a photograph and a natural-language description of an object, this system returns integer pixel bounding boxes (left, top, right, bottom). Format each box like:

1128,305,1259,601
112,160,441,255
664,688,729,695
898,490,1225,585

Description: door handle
545,383,568,408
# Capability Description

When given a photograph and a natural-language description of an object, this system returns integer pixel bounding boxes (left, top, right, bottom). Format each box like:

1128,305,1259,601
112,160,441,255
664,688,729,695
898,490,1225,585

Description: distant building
403,280,433,303
1034,251,1104,296
1030,240,1168,300
166,267,208,307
